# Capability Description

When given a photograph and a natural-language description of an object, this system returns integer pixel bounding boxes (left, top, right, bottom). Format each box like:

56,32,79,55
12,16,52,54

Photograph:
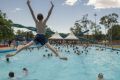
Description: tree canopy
0,10,14,41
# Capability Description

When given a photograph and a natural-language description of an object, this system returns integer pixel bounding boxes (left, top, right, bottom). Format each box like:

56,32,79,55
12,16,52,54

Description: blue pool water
0,45,120,80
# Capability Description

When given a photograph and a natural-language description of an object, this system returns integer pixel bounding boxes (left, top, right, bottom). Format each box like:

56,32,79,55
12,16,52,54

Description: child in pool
6,0,67,60
97,73,104,80
22,68,28,76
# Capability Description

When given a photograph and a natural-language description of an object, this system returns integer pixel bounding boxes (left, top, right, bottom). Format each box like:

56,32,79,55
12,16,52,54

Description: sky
0,0,120,33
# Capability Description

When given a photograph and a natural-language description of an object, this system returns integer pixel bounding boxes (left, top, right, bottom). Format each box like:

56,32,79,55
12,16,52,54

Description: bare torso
36,21,46,34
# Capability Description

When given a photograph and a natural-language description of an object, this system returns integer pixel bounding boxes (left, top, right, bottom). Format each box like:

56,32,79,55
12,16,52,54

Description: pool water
0,45,120,80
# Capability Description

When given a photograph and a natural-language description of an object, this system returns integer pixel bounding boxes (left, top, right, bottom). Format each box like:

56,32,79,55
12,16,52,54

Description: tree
70,21,82,37
108,24,120,40
72,14,102,43
100,13,118,46
80,14,90,37
71,14,91,38
15,30,34,41
0,10,14,42
89,20,101,40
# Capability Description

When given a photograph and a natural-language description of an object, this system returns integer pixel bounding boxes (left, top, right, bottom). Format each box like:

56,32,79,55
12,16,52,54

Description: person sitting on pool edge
6,0,67,60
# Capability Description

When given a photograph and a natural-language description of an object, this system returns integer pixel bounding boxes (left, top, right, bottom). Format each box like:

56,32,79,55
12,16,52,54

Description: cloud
87,0,120,9
63,0,78,6
15,8,23,11
11,8,23,13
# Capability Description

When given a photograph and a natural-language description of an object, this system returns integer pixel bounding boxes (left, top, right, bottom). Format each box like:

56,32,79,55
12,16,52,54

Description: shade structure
49,32,63,39
49,32,64,44
64,32,79,44
65,32,78,40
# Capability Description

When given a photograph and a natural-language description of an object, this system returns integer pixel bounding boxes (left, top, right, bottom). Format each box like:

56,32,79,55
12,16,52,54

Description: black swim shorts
34,34,48,45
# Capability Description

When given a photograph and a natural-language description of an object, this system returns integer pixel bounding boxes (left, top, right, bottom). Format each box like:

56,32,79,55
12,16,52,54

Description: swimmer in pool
22,68,28,76
97,73,104,80
8,71,16,80
6,57,10,63
6,0,67,60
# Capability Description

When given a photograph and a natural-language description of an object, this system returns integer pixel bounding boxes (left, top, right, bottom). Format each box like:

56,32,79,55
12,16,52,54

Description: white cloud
15,8,23,11
87,0,120,9
64,0,78,6
11,8,23,13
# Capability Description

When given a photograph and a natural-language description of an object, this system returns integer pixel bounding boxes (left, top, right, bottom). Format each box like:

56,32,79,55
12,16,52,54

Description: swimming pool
0,45,120,80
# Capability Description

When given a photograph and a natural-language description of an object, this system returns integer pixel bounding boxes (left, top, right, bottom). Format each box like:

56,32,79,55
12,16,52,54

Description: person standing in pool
6,0,67,60
97,73,104,80
22,68,28,76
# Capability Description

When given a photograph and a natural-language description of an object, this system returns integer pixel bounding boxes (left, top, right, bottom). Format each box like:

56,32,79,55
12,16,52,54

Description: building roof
64,32,78,40
49,32,63,39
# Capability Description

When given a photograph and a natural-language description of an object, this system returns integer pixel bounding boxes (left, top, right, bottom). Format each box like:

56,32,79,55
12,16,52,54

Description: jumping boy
6,0,67,60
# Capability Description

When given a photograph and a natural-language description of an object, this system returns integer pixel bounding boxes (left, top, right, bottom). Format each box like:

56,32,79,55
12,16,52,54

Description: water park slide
77,30,97,43
78,30,89,35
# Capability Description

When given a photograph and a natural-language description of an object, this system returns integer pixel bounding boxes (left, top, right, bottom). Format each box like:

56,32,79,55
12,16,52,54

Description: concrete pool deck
112,45,120,48
0,45,17,51
0,47,13,50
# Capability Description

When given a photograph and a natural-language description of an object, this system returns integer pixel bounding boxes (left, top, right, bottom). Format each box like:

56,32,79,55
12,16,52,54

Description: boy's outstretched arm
27,0,37,23
43,1,54,24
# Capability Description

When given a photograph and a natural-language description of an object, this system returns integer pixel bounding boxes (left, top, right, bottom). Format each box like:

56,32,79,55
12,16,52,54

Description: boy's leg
45,42,59,57
6,41,34,57
45,42,67,60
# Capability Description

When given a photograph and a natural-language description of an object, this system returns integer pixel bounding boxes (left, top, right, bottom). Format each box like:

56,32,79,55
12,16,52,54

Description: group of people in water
5,43,106,80
8,68,28,80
